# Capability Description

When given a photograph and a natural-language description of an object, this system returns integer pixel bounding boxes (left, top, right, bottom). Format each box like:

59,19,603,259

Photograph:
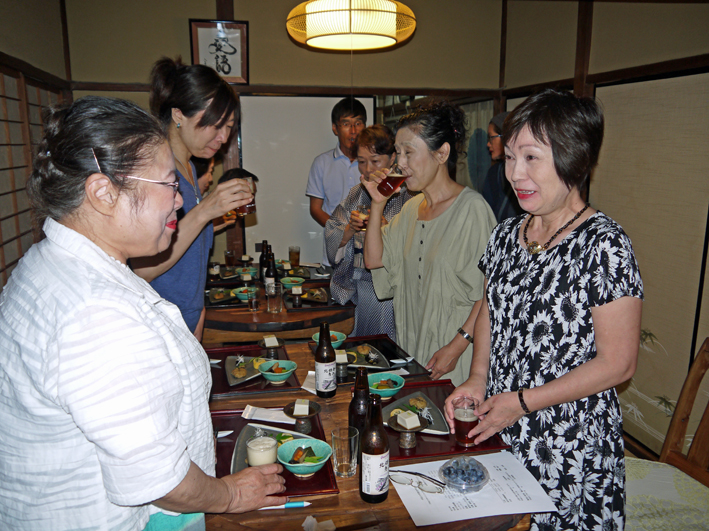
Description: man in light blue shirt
306,98,366,268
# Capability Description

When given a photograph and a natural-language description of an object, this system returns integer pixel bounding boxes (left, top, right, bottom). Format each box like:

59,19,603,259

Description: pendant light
286,0,416,51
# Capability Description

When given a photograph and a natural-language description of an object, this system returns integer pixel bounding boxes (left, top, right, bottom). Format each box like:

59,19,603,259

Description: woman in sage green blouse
363,101,496,386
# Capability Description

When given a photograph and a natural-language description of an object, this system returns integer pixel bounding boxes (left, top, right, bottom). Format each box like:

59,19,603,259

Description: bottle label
361,451,389,495
264,276,275,286
315,361,336,392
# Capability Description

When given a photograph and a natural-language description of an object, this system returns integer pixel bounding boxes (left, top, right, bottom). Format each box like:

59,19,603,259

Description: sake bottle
314,322,337,399
359,394,389,503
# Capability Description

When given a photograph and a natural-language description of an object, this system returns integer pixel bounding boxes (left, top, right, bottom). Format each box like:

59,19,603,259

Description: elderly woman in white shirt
0,96,285,531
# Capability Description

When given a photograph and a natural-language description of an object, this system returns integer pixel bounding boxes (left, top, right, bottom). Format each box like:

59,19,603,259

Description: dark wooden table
204,282,355,343
206,342,527,531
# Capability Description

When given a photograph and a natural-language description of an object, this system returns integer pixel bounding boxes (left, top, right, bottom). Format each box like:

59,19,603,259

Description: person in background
0,96,286,531
306,97,366,272
363,101,496,386
192,155,216,195
131,57,252,341
481,111,524,223
445,89,643,530
325,124,414,340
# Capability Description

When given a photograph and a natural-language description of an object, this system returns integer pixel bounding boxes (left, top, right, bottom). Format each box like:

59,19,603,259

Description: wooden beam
0,52,70,89
59,0,72,81
574,0,594,97
587,53,709,86
216,0,234,20
503,78,574,99
499,0,507,90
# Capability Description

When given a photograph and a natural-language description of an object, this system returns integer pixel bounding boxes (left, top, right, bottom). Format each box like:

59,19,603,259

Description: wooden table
203,283,355,343
207,342,527,531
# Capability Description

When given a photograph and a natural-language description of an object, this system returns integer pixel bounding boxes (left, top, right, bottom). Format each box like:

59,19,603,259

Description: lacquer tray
284,284,354,312
383,380,509,461
211,409,339,498
205,288,248,309
206,344,301,399
307,335,430,384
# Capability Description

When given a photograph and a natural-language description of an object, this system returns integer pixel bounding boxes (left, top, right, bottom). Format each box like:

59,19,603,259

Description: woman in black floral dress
445,89,643,530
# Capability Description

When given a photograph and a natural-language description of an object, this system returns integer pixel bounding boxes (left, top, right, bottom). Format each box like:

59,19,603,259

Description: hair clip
90,148,102,173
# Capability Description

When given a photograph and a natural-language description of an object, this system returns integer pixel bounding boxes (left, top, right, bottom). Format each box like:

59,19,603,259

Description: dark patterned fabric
325,183,414,339
479,212,643,531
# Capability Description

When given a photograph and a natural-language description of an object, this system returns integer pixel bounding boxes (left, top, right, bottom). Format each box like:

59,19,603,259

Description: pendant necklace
523,203,589,255
175,157,200,205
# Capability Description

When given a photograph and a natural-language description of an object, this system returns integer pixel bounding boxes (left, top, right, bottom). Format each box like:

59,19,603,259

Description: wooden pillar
574,0,594,98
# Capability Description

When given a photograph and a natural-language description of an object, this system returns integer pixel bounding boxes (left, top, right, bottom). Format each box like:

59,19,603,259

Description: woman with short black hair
446,89,643,530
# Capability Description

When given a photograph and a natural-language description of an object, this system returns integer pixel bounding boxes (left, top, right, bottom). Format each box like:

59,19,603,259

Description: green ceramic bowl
368,372,405,399
258,360,297,384
232,286,257,301
236,266,258,277
281,277,305,288
277,438,332,477
312,331,347,349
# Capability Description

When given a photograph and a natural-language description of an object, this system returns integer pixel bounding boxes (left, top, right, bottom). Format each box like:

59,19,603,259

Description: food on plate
409,396,427,410
231,366,247,378
252,358,266,369
289,446,325,464
372,378,397,390
293,399,310,416
213,290,225,300
356,345,370,355
389,408,404,417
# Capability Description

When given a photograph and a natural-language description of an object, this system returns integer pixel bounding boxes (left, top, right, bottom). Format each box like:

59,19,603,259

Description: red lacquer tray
386,380,509,461
206,344,301,399
211,408,339,498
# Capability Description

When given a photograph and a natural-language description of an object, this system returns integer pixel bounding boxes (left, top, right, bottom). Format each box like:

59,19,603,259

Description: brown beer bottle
348,367,369,462
314,322,337,398
258,240,268,279
359,394,389,503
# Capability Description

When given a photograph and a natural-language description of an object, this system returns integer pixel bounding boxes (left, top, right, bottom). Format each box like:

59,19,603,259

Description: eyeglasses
487,134,503,142
389,472,445,494
91,148,179,197
123,175,180,197
338,119,365,130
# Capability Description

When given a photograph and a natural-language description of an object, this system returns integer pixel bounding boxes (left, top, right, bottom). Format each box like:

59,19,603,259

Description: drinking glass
224,249,237,267
266,282,283,314
235,176,256,217
246,435,277,466
355,205,369,231
452,396,479,447
331,427,359,478
288,246,300,267
246,289,259,312
376,163,406,197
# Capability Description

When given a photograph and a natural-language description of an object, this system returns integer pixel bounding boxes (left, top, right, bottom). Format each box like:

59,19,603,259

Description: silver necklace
175,158,200,204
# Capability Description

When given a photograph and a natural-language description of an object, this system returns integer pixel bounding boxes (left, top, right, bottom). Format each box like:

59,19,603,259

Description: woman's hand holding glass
349,208,368,232
199,178,253,224
361,167,393,206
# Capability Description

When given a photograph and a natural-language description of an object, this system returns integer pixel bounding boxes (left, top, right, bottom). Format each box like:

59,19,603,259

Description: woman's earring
176,123,181,129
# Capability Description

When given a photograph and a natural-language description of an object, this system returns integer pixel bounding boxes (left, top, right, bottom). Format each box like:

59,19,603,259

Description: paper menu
390,451,556,526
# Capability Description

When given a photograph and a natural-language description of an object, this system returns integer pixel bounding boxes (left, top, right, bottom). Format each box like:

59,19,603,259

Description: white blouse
0,218,215,531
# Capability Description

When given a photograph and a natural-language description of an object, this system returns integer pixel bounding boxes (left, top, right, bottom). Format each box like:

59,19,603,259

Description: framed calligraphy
190,19,249,84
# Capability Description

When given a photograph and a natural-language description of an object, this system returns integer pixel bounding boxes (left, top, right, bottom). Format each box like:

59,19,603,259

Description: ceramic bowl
232,286,257,301
258,360,297,384
367,372,405,399
277,438,332,478
236,266,258,277
312,331,347,349
281,277,305,288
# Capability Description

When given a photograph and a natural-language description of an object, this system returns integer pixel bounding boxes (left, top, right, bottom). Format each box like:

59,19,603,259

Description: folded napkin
301,371,317,395
241,404,295,424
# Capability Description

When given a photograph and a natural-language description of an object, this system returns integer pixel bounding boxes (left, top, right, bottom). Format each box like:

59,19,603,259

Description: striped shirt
0,219,215,531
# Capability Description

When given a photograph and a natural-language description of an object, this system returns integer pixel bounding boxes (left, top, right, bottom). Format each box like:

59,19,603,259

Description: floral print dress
479,212,643,531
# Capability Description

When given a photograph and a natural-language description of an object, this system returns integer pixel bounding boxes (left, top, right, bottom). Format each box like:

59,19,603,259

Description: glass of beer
355,205,369,231
452,396,479,447
235,176,256,217
224,250,237,267
288,246,300,267
376,163,406,197
246,289,259,312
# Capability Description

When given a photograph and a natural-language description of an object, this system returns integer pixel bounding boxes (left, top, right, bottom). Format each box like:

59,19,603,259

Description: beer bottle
264,252,277,288
258,240,268,279
314,322,337,399
359,394,389,503
348,367,369,462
